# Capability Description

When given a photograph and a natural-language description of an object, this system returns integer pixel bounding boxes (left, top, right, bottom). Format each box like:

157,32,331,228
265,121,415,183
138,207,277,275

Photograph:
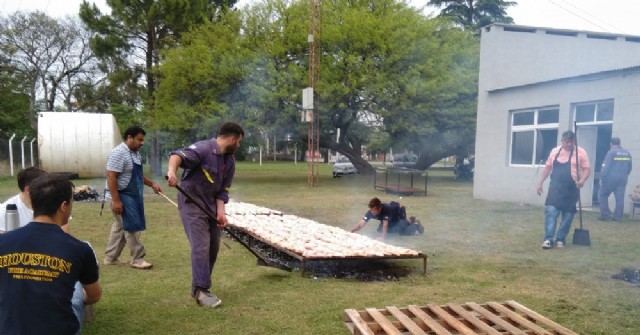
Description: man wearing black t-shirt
350,197,424,241
0,175,102,335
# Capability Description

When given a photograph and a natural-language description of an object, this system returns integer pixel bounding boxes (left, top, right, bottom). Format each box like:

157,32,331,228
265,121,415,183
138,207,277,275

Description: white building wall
475,73,640,208
478,24,640,91
474,24,640,214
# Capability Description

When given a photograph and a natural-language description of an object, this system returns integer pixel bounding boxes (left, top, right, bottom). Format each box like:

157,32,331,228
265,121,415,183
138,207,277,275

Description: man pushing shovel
166,122,244,309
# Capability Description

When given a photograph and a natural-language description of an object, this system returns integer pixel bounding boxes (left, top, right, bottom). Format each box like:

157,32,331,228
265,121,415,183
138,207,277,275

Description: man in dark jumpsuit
536,130,591,249
166,122,243,308
598,137,632,222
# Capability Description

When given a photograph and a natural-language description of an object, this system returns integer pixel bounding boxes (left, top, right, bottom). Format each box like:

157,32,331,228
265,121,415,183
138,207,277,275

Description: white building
474,24,640,212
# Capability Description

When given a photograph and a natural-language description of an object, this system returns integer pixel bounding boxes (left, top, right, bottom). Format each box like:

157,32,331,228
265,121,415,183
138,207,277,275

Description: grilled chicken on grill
226,202,420,258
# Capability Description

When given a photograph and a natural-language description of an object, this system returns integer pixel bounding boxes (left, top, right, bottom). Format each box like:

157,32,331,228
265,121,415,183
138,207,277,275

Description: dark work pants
598,177,628,221
388,219,418,236
179,202,222,296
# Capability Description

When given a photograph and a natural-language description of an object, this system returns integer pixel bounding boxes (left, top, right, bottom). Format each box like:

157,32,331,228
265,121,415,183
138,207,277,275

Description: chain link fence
0,134,39,177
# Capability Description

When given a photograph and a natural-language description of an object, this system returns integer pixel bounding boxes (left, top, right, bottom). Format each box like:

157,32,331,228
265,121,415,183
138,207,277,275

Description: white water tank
38,112,121,178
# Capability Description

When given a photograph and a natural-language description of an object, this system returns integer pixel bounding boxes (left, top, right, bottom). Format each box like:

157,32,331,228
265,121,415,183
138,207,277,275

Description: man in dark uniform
166,122,243,309
536,130,591,249
350,197,424,241
598,137,632,221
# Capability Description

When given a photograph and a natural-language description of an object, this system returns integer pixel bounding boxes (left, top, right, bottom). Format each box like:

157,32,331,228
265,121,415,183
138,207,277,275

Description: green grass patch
1,162,640,334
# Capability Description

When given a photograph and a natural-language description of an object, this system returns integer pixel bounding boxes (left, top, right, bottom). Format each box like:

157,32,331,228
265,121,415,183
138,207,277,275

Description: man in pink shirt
536,130,591,249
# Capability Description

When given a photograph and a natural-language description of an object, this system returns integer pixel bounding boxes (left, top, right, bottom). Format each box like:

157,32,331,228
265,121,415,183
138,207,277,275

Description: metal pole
574,121,583,228
20,136,27,169
307,0,321,188
30,138,36,167
8,133,16,176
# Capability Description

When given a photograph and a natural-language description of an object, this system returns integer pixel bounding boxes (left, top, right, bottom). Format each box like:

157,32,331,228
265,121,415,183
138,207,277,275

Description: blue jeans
544,205,575,243
71,281,84,334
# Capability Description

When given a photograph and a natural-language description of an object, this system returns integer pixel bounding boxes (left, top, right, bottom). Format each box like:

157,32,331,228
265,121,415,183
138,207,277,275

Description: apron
120,154,146,232
545,147,579,213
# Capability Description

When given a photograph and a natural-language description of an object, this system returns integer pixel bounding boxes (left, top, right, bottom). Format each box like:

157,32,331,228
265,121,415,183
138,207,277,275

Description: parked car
332,156,358,178
391,153,418,169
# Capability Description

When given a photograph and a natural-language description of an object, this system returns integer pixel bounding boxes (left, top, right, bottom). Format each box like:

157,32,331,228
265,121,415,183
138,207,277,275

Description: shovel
169,179,292,272
572,122,591,246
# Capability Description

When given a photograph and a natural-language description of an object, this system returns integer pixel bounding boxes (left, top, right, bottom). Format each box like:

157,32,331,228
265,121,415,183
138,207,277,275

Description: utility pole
303,0,321,187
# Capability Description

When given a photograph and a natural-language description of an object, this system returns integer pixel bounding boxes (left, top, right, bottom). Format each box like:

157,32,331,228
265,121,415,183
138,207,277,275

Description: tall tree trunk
151,134,162,176
146,26,162,176
28,82,38,130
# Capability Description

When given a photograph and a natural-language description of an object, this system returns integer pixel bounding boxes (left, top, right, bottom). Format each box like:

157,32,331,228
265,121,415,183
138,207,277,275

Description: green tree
80,0,237,175
0,12,97,129
235,0,309,155
0,55,31,137
155,11,251,145
319,0,479,172
383,24,479,169
156,0,308,152
156,0,480,173
428,0,516,31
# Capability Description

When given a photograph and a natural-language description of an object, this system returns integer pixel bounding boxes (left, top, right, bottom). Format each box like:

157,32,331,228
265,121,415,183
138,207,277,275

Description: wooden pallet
344,300,579,335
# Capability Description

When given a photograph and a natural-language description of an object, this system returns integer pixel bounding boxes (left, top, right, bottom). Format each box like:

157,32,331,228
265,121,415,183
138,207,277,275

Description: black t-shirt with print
0,222,99,335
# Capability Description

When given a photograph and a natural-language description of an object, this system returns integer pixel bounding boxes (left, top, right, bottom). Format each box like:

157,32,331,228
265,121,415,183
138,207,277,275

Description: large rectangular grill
226,202,427,276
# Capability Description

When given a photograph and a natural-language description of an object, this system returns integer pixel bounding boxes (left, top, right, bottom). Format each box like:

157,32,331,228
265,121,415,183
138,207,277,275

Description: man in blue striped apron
104,126,163,269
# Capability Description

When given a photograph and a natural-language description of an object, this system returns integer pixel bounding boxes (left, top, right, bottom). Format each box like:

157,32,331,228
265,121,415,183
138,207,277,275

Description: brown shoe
130,259,153,269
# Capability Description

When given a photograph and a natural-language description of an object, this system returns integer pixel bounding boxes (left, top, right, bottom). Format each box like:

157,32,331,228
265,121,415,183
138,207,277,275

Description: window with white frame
574,100,613,122
510,107,559,165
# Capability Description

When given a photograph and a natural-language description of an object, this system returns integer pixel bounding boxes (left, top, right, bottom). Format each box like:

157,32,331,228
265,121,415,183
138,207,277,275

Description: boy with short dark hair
0,167,47,232
0,175,101,335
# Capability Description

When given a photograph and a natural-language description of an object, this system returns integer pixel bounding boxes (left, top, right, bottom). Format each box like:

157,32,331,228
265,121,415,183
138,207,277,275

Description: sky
1,0,640,36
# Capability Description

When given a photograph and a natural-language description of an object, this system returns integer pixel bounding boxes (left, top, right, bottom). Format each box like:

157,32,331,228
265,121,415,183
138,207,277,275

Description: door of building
576,126,597,207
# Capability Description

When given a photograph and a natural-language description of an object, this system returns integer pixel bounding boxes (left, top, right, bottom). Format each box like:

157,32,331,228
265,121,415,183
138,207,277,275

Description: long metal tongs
167,179,291,272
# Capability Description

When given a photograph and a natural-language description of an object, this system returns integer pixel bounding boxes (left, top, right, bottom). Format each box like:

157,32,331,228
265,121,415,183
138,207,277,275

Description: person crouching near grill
0,175,102,335
350,197,424,241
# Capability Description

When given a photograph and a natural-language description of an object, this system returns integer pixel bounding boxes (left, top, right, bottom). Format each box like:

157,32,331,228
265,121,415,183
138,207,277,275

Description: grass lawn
1,161,640,334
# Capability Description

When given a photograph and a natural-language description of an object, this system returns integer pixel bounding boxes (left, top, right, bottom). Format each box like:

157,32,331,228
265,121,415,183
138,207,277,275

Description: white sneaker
130,259,153,269
556,241,565,248
541,240,552,249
